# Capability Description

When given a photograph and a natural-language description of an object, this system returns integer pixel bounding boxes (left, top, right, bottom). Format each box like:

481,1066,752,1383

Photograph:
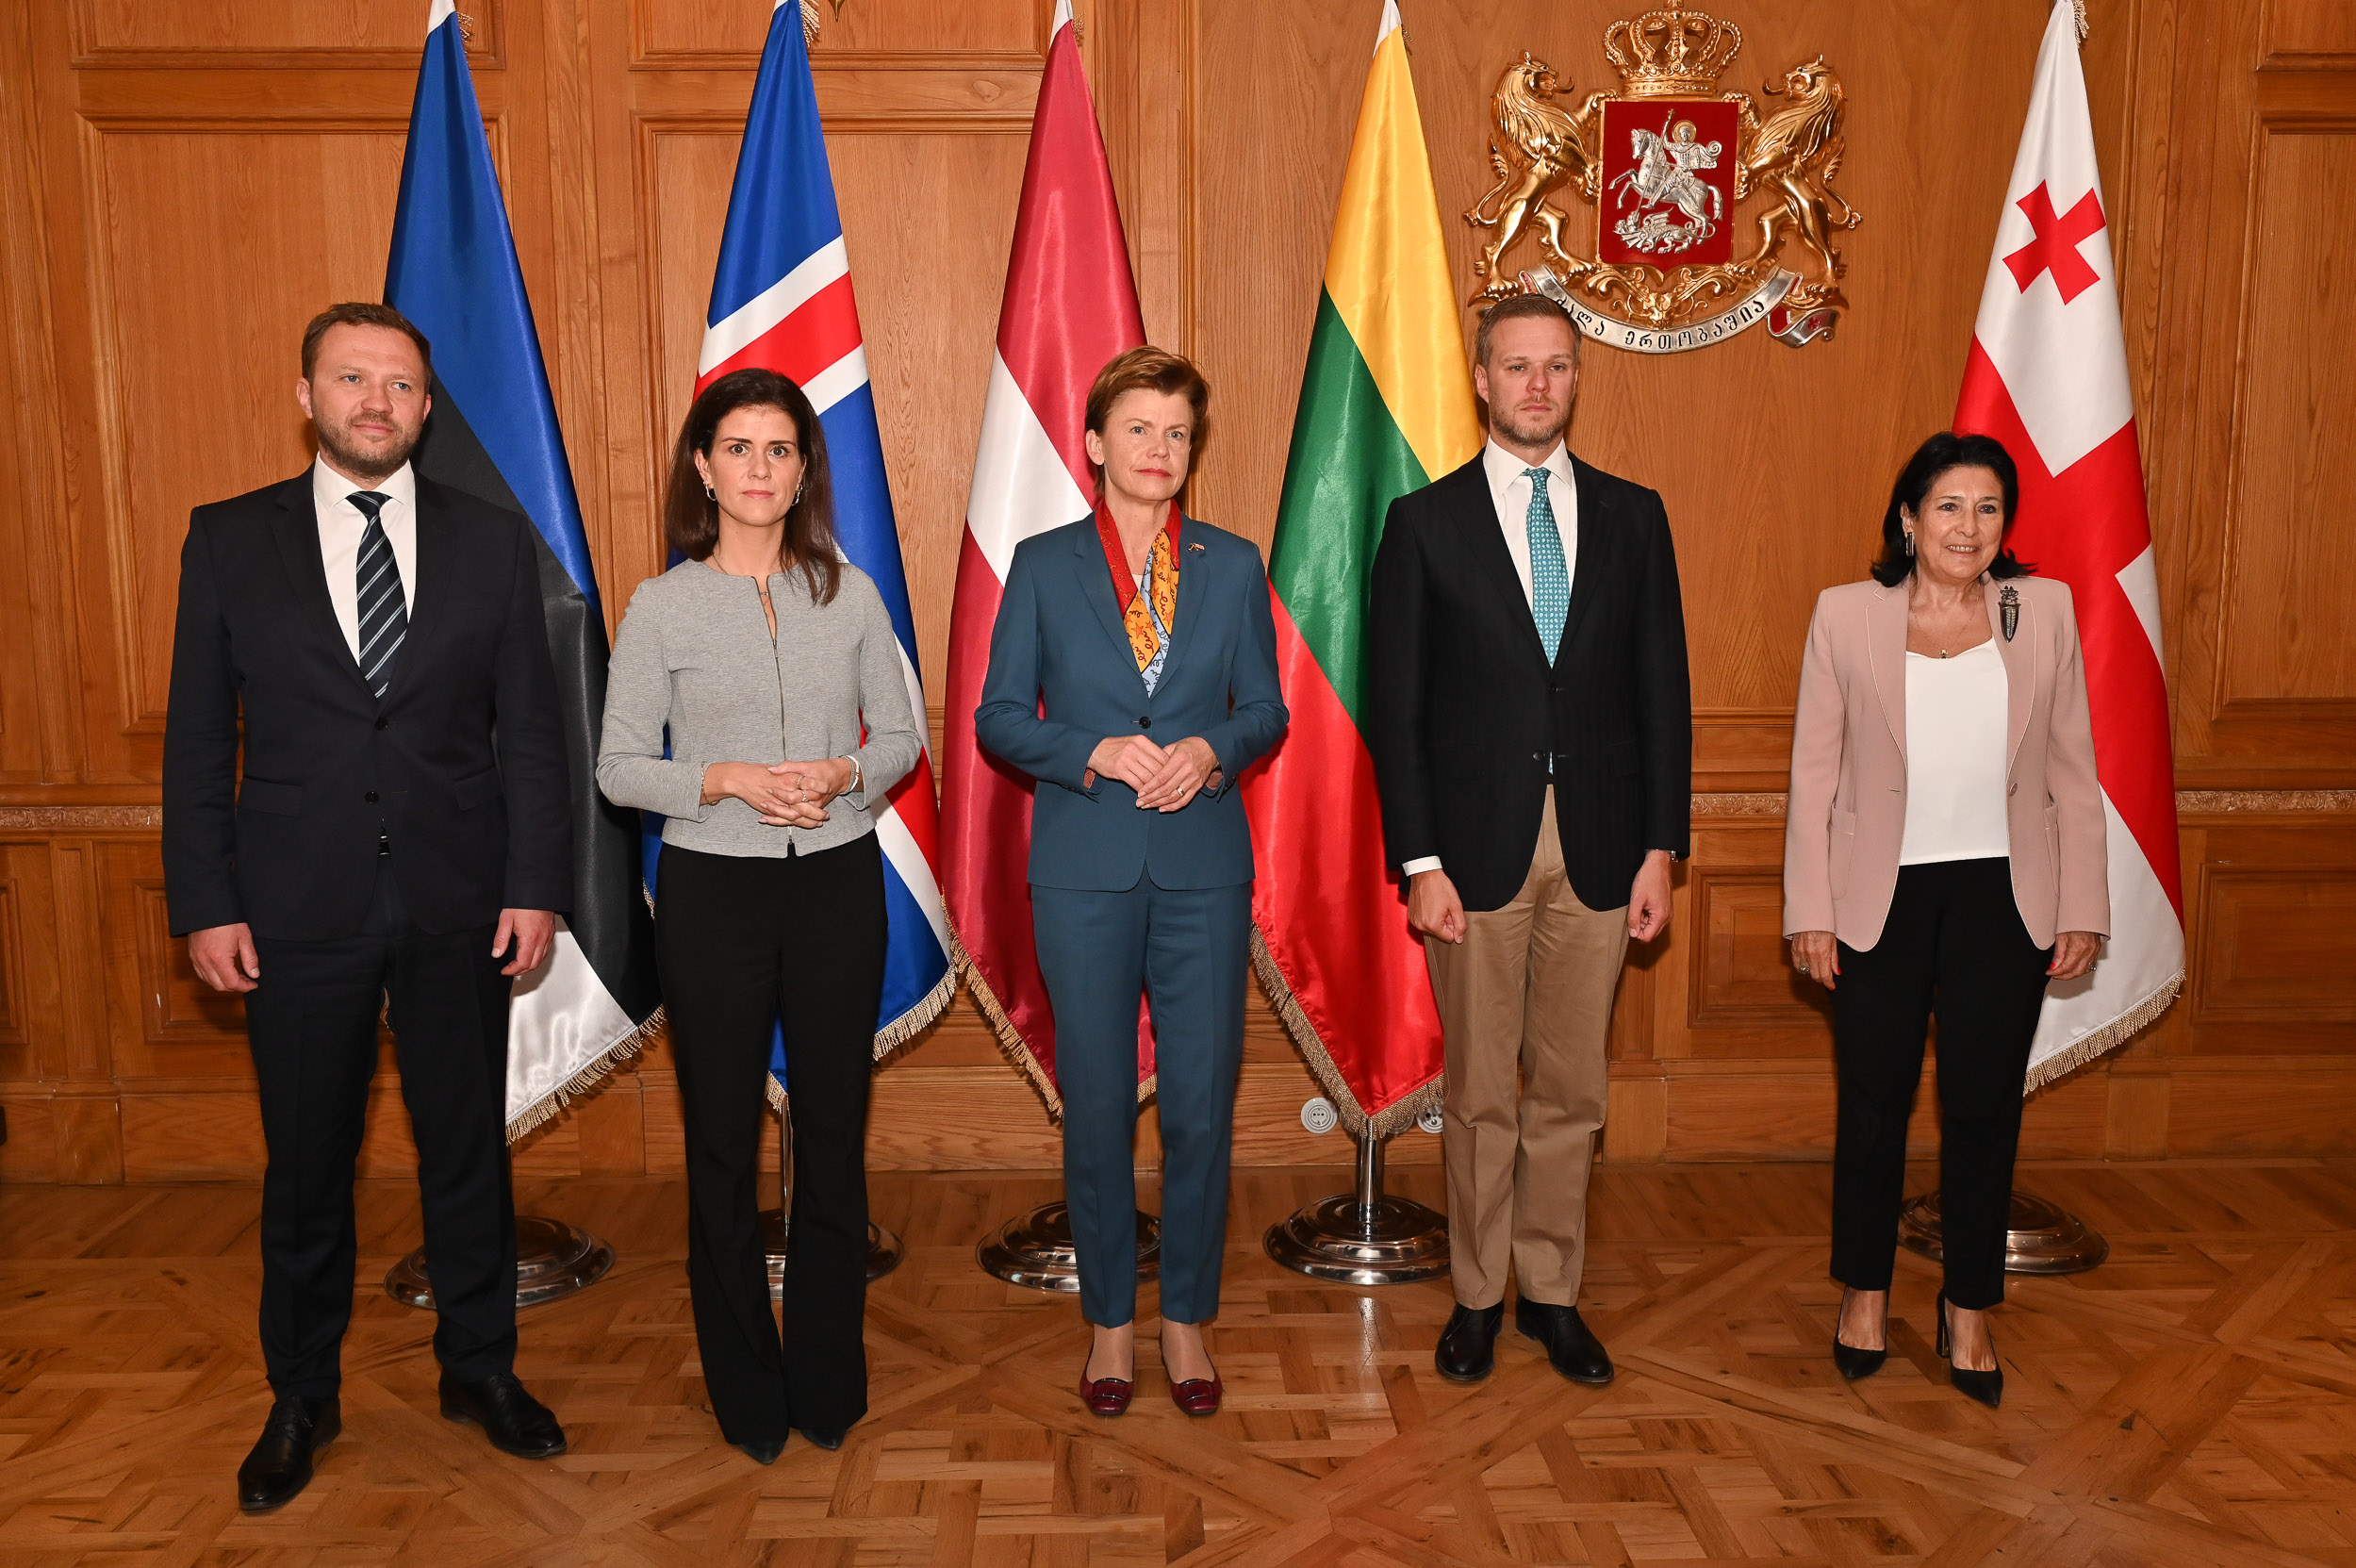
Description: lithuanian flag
1244,0,1480,1138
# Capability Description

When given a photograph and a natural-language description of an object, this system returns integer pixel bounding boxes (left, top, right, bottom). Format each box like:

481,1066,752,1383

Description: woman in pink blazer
1784,432,2106,1410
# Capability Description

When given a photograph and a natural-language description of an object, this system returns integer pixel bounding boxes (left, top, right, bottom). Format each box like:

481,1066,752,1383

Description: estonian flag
387,0,661,1137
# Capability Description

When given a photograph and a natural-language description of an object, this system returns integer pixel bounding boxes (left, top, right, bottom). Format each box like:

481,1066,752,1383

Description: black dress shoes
737,1437,787,1464
1832,1287,1888,1381
438,1371,567,1459
1936,1290,2004,1409
796,1427,848,1451
1434,1302,1505,1382
1516,1299,1615,1385
237,1395,340,1513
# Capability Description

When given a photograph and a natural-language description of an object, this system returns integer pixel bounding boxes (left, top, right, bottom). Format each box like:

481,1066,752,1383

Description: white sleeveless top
1900,640,2011,866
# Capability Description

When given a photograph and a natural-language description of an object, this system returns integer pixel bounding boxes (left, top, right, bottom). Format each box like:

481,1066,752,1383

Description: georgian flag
1956,0,2183,1087
689,0,953,1073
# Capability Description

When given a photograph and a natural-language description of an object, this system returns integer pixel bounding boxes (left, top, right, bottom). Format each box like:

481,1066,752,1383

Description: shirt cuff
1402,856,1443,877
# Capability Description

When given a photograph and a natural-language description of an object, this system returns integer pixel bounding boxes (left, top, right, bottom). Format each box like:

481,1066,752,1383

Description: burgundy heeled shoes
1077,1364,1133,1417
1168,1377,1222,1417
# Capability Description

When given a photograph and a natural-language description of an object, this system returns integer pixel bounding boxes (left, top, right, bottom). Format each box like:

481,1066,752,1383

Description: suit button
1532,751,1542,761
1549,683,1561,695
1139,717,1152,729
374,717,389,731
365,790,380,803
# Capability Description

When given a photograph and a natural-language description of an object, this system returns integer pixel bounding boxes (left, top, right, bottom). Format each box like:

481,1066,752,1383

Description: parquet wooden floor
8,1162,2356,1565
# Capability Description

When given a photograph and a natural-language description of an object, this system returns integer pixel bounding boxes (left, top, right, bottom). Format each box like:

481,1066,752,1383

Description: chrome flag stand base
1899,1188,2109,1275
387,1213,616,1310
1264,1124,1450,1285
760,1098,902,1290
979,1202,1162,1293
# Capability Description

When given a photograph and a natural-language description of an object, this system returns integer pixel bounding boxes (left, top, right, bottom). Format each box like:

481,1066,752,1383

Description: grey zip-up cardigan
596,558,920,859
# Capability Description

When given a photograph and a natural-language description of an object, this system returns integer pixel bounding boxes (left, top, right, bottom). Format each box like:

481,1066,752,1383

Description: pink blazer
1782,575,2108,950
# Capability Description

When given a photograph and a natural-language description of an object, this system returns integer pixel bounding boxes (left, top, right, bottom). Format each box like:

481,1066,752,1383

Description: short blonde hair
1083,347,1211,491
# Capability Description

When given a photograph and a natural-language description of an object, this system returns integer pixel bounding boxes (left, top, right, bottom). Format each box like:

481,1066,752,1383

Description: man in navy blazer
164,304,573,1511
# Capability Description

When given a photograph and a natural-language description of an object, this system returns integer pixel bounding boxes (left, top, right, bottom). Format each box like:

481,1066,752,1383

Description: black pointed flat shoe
737,1437,786,1464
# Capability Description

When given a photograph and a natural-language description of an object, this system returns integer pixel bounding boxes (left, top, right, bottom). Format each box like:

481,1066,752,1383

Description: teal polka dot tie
1525,468,1568,663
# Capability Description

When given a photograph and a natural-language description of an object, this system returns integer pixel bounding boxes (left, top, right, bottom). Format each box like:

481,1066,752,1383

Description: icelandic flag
388,0,662,1137
690,0,954,1081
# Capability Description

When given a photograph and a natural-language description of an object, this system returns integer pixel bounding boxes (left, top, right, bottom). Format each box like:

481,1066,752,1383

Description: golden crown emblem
1602,8,1743,97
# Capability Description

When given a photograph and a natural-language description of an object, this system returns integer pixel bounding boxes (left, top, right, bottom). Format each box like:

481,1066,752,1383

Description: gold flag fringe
1249,925,1444,1143
503,1006,667,1145
2021,967,2182,1098
952,921,1157,1118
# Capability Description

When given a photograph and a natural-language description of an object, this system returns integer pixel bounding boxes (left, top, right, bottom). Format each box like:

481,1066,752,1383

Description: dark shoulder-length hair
664,368,840,605
1870,431,2034,587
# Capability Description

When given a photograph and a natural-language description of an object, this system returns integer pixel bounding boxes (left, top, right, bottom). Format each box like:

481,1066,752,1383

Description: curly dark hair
1870,431,2034,587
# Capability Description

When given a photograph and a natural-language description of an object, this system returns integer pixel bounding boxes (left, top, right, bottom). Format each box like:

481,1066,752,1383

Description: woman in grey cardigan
596,369,918,1463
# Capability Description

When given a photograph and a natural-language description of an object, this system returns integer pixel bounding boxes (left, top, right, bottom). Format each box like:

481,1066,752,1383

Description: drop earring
1903,530,1915,557
703,483,716,499
792,481,804,505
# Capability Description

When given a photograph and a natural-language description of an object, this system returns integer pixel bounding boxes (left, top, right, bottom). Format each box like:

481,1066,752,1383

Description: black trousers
655,836,885,1442
1831,857,2052,1310
244,862,517,1397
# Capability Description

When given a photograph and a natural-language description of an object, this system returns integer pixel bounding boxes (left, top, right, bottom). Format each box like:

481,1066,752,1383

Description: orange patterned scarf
1096,502,1181,672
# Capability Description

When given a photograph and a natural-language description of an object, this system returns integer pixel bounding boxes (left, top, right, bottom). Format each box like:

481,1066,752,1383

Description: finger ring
1797,963,1810,974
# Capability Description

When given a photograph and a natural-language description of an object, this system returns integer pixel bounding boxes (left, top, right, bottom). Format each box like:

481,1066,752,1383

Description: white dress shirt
311,456,419,663
1401,439,1582,880
1480,437,1578,611
1900,642,2013,865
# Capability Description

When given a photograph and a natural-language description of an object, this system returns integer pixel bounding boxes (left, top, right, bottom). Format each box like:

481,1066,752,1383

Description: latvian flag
1957,0,2183,1087
389,0,661,1138
940,0,1148,1109
695,0,953,1068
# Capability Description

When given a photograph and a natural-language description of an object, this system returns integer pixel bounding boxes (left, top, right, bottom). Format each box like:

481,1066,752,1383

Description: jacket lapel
1072,520,1146,690
1150,517,1201,697
1449,459,1550,670
1987,577,2034,775
1552,455,1607,669
1866,581,1908,761
270,474,374,698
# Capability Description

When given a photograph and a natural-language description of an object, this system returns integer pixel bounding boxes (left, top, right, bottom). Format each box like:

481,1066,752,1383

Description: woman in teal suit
975,347,1287,1420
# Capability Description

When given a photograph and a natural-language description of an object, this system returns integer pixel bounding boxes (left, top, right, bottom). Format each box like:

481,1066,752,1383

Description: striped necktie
350,490,407,699
1524,468,1569,664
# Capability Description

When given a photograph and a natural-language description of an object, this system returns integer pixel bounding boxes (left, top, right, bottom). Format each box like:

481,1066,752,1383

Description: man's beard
317,413,422,485
1492,404,1571,450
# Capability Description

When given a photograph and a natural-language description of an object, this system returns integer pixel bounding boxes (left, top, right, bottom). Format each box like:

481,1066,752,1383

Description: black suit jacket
1368,452,1691,913
163,471,572,939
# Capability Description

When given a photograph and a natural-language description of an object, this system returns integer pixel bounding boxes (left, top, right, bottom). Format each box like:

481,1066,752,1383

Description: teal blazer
975,517,1288,891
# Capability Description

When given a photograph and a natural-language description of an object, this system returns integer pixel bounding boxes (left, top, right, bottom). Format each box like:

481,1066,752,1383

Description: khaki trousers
1425,787,1629,1309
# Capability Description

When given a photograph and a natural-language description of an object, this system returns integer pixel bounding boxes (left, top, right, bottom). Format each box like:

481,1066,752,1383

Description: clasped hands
1083,734,1219,811
704,757,859,829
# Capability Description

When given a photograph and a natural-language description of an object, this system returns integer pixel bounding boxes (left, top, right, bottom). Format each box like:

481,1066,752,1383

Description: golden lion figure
1464,55,1601,303
1740,57,1860,288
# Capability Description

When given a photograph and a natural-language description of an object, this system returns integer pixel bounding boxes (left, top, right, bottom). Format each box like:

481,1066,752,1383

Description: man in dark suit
164,303,573,1511
1370,292,1691,1388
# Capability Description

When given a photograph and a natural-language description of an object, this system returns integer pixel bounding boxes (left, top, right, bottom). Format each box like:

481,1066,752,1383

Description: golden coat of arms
1466,8,1859,351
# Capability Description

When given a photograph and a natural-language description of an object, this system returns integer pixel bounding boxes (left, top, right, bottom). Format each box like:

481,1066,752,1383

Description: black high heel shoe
1831,1288,1887,1380
1936,1289,2003,1409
